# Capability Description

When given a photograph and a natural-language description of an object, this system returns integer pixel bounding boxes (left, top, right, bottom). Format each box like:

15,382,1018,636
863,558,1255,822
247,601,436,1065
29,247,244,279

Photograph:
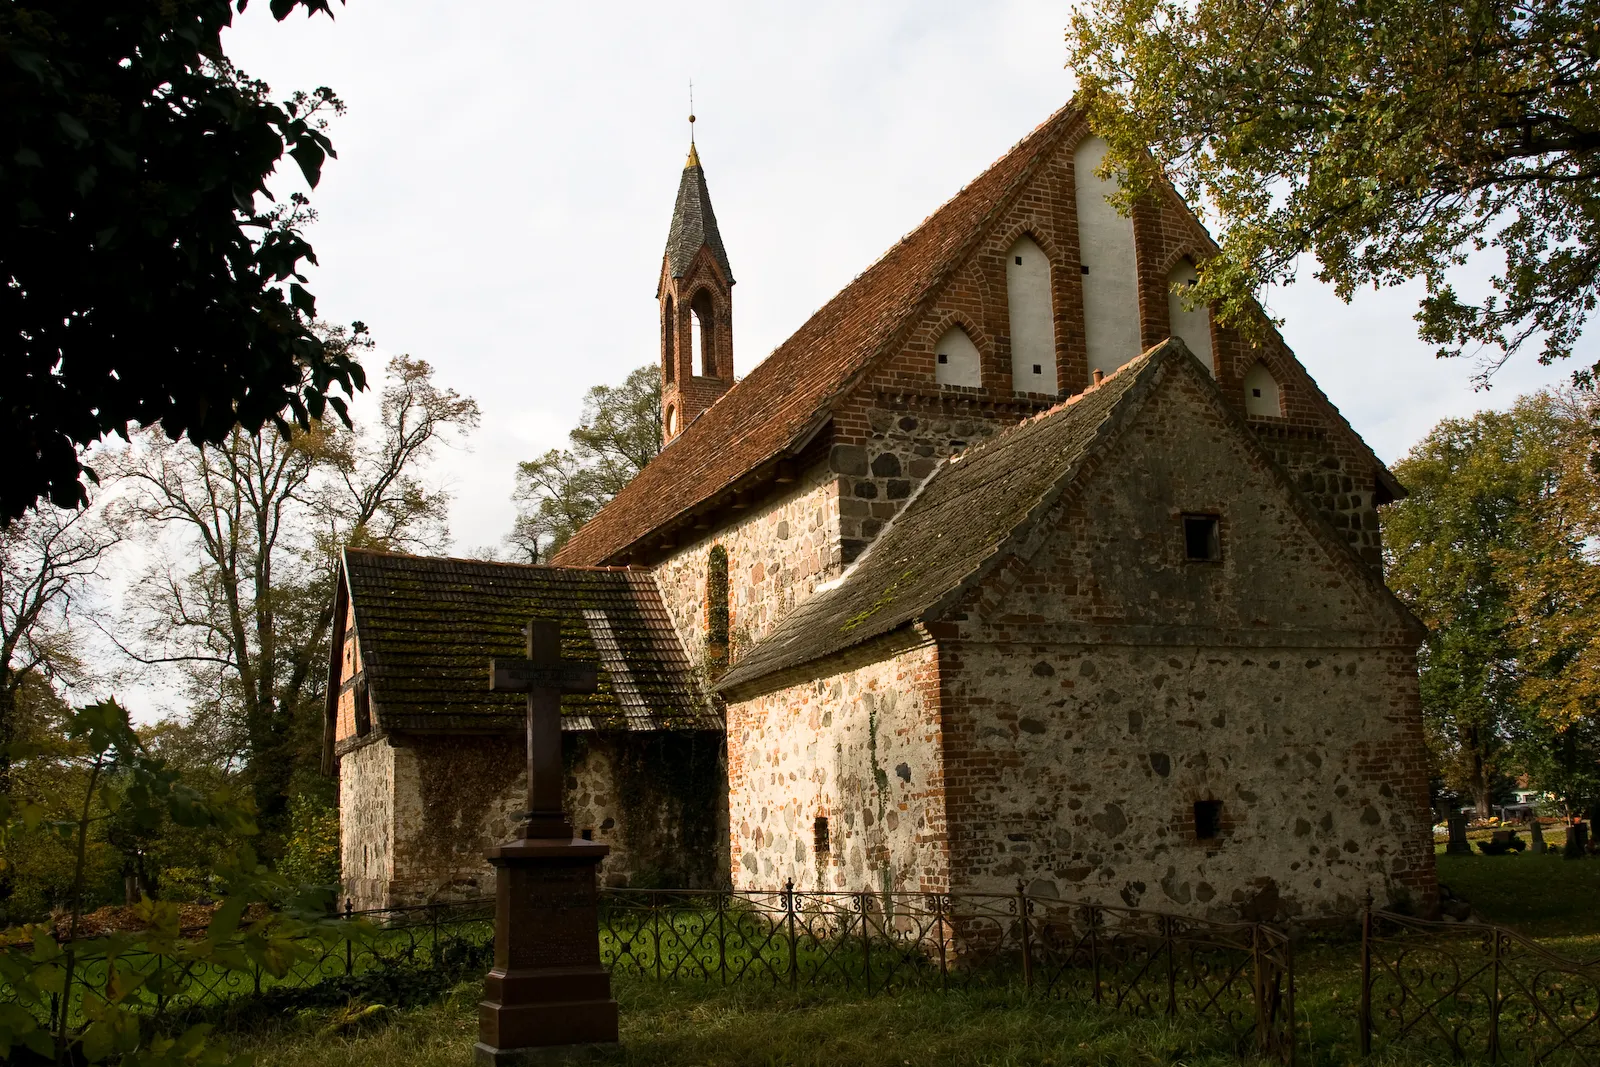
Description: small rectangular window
1015,255,1023,265
814,816,831,856
938,353,949,364
1183,514,1221,561
1081,264,1091,274
1194,800,1222,841
1032,364,1042,375
581,828,594,841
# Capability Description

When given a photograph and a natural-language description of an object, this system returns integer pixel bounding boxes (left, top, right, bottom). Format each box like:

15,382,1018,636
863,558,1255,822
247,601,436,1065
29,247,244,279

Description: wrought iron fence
599,881,1295,1062
1361,900,1600,1065
2,897,496,1033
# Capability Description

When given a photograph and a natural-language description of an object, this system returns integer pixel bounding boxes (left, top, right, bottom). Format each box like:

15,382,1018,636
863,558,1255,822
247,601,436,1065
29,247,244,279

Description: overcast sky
98,3,1580,721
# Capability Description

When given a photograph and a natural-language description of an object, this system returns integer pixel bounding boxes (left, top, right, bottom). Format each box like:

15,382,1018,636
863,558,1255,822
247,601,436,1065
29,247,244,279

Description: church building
328,100,1437,920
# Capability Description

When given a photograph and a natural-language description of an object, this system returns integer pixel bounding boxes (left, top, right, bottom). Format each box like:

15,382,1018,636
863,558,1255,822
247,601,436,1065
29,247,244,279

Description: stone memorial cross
488,618,598,840
475,617,618,1064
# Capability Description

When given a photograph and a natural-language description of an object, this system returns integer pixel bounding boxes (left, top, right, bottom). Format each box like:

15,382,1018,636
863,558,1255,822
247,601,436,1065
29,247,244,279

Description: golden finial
685,79,699,167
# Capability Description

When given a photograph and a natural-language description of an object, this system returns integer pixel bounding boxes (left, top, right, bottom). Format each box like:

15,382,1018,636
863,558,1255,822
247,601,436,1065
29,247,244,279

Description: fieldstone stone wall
939,642,1433,919
828,398,1021,564
655,464,842,666
338,739,395,911
340,730,727,910
726,638,948,894
934,361,1434,919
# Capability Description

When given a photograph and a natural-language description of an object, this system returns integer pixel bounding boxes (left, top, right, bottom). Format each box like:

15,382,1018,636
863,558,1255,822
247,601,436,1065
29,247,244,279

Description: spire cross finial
688,79,696,145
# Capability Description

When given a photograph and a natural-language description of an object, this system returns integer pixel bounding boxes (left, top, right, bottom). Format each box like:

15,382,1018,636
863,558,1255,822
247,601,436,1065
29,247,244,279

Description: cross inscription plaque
487,618,598,840
474,617,618,1064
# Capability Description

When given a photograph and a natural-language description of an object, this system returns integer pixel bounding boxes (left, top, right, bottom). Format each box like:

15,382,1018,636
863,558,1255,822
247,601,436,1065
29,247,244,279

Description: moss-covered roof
340,549,717,732
715,344,1168,694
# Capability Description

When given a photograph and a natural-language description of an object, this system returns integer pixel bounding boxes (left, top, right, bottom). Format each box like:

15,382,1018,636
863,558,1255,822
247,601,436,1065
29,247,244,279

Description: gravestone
1530,819,1547,855
474,618,618,1065
1445,811,1472,855
1565,820,1589,860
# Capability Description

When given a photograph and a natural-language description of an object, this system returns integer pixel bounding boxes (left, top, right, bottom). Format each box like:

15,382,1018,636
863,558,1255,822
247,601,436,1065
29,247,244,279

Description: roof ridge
344,546,637,573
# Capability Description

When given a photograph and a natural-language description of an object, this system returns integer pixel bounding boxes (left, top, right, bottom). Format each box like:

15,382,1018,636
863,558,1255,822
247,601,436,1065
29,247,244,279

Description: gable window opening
1194,800,1223,841
1015,255,1023,265
938,353,949,364
814,816,831,856
1032,364,1042,375
1183,514,1221,562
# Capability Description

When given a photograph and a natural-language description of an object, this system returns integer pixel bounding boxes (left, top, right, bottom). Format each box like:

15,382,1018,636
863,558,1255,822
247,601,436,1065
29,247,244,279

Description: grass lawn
224,856,1600,1067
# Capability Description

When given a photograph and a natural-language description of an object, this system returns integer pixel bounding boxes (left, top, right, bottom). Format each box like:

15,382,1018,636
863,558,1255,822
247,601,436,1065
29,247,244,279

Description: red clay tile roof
553,103,1085,567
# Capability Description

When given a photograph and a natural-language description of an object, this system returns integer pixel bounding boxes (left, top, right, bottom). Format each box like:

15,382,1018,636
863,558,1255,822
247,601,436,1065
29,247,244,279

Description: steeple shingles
665,150,734,284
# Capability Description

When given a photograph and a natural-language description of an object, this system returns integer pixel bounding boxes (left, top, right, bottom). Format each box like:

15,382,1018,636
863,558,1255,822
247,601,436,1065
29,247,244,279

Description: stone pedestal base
476,836,618,1061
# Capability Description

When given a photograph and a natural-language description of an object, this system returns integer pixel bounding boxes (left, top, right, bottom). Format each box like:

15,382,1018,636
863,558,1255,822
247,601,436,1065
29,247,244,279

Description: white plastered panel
934,326,982,388
1073,136,1142,377
1244,361,1282,417
1167,260,1214,376
1007,236,1056,394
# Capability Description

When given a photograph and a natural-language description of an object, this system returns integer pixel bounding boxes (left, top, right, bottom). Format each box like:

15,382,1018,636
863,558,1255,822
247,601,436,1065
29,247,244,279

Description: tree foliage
1384,391,1600,814
508,366,661,562
1067,0,1600,381
0,505,116,801
0,698,353,1065
1,0,365,521
111,343,478,834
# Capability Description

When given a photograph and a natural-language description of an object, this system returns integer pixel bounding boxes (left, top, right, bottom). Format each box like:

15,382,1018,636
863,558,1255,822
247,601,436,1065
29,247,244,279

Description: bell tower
659,125,734,445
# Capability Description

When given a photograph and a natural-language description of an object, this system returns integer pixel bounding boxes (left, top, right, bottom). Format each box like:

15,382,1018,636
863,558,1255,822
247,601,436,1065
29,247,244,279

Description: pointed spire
665,144,733,283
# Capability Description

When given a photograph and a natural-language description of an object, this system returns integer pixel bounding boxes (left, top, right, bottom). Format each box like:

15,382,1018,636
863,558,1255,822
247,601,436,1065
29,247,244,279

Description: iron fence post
1251,923,1264,1056
253,960,262,997
1016,879,1033,994
1359,891,1372,1057
1286,935,1297,1067
1489,928,1502,1061
936,893,949,993
859,892,872,995
785,879,798,991
651,896,662,981
1088,905,1102,1006
716,890,728,986
1163,914,1176,1018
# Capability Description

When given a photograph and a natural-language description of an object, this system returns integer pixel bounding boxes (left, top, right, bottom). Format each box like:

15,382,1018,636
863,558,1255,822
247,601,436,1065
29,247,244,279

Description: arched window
1166,259,1214,376
933,326,982,388
1007,235,1056,393
706,544,729,667
1243,361,1282,417
665,404,678,437
1074,135,1141,378
691,290,716,377
663,295,677,383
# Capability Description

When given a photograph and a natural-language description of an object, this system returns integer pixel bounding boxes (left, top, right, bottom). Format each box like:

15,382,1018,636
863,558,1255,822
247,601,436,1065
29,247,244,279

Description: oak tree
1067,0,1600,381
508,365,661,562
111,341,477,833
